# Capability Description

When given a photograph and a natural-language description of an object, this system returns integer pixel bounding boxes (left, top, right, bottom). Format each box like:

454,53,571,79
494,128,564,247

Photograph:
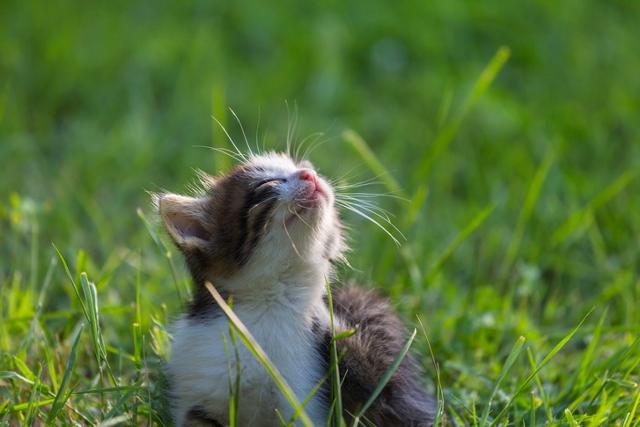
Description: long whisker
255,106,264,155
339,204,403,246
336,201,395,222
285,101,299,159
336,191,408,200
300,133,329,161
335,195,391,211
194,145,245,163
336,194,408,206
294,132,323,163
248,196,279,214
330,177,383,189
326,165,369,185
331,182,384,191
282,214,302,258
229,107,254,158
336,199,396,226
288,205,314,231
211,115,247,162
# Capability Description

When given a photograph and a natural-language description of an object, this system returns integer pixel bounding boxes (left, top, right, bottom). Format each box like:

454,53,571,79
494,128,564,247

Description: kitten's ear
157,194,210,251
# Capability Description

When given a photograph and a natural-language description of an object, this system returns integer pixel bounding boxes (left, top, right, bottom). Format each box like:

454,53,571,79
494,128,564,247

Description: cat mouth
283,176,330,226
296,178,329,207
285,191,327,226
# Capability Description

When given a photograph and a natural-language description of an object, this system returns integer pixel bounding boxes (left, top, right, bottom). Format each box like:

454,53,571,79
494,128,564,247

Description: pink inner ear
171,212,209,241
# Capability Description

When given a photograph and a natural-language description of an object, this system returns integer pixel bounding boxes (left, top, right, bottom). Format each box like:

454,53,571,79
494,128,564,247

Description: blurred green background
1,0,639,424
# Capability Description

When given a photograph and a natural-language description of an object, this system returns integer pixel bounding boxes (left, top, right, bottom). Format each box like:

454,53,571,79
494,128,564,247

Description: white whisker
288,205,313,231
255,106,265,156
336,192,408,201
294,132,323,163
330,177,384,190
211,115,247,162
229,107,254,157
248,196,279,214
194,145,245,163
336,202,395,223
282,214,302,258
285,101,298,159
338,202,403,246
300,133,329,161
336,199,391,221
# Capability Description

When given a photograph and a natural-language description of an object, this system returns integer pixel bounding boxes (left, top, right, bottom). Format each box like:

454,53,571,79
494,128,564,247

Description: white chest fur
168,293,328,427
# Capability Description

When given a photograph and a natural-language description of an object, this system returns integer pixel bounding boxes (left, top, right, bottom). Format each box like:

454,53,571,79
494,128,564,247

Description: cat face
158,152,345,284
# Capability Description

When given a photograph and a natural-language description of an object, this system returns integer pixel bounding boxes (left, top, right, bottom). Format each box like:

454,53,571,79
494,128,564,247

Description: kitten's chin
286,195,333,227
285,205,322,228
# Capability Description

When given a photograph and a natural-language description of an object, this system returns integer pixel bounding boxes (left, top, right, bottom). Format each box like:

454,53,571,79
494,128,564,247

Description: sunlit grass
1,1,640,425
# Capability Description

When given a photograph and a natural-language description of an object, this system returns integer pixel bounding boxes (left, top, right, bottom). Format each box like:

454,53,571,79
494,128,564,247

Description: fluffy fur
158,152,434,426
330,287,435,426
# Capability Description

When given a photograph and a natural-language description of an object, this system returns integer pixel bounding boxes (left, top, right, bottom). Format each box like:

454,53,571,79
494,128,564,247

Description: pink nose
299,169,317,182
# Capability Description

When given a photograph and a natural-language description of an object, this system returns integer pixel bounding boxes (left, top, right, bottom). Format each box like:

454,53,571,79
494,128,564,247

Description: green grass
1,0,640,425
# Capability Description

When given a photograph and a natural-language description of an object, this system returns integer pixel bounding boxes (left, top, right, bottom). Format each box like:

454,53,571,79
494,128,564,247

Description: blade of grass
526,347,552,422
22,254,56,354
287,372,330,426
224,296,241,427
417,316,445,426
351,329,417,427
326,282,345,427
80,273,119,389
100,414,132,427
72,386,140,395
137,208,186,302
204,282,313,427
622,385,640,427
576,308,608,390
24,365,43,426
12,355,35,382
587,389,610,427
133,250,143,368
529,392,536,426
480,336,526,426
500,150,554,281
490,310,593,426
9,398,55,414
47,323,84,423
564,408,579,426
425,204,495,283
342,129,405,198
103,388,136,421
552,170,637,245
53,244,89,321
413,46,510,184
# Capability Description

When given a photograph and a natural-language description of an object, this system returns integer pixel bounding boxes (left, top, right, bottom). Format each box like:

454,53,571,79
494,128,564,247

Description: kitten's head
157,152,345,287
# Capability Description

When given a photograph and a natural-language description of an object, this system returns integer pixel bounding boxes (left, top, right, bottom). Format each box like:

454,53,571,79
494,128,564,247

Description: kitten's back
329,287,436,427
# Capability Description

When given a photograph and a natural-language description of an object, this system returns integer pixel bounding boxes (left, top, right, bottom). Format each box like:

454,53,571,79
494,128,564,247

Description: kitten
157,152,435,426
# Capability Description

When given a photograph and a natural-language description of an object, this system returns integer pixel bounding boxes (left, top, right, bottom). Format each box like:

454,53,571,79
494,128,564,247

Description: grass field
1,0,640,425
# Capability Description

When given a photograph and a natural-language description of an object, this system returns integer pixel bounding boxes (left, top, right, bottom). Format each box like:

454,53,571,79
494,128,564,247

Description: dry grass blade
204,281,313,427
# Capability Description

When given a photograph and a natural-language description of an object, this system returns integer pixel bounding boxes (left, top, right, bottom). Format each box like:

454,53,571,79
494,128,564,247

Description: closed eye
255,177,287,189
